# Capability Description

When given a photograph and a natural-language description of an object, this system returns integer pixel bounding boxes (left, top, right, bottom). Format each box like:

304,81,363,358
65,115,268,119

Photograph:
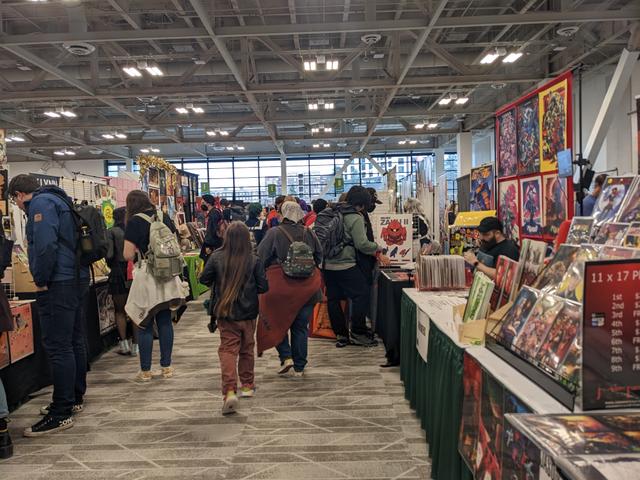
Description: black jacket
257,219,323,269
199,250,268,321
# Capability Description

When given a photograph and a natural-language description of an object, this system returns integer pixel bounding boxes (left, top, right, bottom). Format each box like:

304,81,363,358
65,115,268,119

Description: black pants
323,266,370,337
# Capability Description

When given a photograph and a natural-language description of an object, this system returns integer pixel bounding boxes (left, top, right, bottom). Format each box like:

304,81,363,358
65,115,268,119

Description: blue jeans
36,281,89,418
137,309,173,371
0,378,8,418
276,304,314,372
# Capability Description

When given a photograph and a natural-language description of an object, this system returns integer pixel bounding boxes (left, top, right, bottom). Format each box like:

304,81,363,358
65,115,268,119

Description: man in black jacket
200,194,223,261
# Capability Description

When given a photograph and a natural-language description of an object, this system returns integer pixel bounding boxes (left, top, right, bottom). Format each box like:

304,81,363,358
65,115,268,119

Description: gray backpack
136,212,184,281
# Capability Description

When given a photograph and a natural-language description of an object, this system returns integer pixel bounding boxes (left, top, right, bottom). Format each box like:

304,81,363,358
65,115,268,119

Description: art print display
497,109,517,178
542,175,567,236
95,285,115,335
159,170,167,196
517,98,540,175
539,79,568,173
149,187,160,207
593,222,629,246
623,222,640,248
520,177,543,236
462,271,494,323
475,372,505,480
148,167,160,188
616,178,640,223
497,286,541,347
490,257,510,312
501,397,539,480
556,245,600,303
515,239,547,290
536,300,582,372
592,176,635,226
0,332,8,369
498,180,520,243
532,244,580,292
512,294,564,358
470,164,494,211
498,257,519,309
599,245,640,260
558,335,582,385
566,216,595,245
459,354,483,471
8,303,34,363
372,214,412,265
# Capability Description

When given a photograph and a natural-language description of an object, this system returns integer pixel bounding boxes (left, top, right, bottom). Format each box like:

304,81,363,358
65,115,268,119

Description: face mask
367,203,377,213
201,204,209,212
481,236,497,250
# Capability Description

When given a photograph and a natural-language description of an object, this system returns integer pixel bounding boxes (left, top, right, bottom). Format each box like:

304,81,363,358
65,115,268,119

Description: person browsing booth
463,216,519,280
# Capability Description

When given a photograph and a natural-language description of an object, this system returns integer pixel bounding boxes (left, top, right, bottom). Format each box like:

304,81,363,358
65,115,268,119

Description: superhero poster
539,79,568,173
475,372,505,480
592,176,635,227
498,180,519,243
498,109,517,178
8,302,34,363
616,178,640,223
372,214,412,265
501,397,538,480
459,354,483,473
517,97,540,175
470,164,494,211
542,175,567,237
520,177,543,236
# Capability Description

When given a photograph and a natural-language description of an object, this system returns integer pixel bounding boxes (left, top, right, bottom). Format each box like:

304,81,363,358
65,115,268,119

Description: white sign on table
372,213,413,265
416,308,430,362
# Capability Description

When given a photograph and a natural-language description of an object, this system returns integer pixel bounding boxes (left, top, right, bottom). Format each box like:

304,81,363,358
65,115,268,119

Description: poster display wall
470,164,494,211
496,71,574,243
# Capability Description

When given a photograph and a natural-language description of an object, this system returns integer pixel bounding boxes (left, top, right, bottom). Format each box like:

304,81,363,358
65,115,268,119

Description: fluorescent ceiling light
140,148,150,153
324,127,332,133
123,66,142,78
219,130,229,136
44,111,61,118
64,149,76,156
409,140,418,145
438,98,452,105
303,61,317,71
324,102,334,110
60,110,76,118
10,136,25,142
323,143,330,148
206,130,216,136
54,150,66,156
427,123,438,129
226,146,235,151
145,66,164,76
115,133,127,139
308,103,318,110
312,144,320,148
480,52,499,64
414,123,425,129
311,127,319,133
237,146,245,151
503,52,523,63
175,107,189,114
4,138,11,143
151,148,160,153
192,106,204,114
398,140,407,145
326,60,339,71
102,133,115,139
455,97,469,105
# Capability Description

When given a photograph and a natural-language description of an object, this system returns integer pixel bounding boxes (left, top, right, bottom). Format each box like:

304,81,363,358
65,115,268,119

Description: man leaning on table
463,217,520,281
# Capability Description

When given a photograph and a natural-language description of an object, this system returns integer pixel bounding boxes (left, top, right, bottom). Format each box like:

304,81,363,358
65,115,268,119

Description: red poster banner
582,259,640,410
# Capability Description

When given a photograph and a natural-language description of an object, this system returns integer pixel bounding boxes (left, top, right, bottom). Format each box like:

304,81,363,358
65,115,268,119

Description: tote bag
125,259,189,328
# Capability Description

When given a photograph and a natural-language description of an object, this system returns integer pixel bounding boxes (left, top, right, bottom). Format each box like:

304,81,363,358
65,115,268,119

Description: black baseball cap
367,187,383,204
478,216,503,233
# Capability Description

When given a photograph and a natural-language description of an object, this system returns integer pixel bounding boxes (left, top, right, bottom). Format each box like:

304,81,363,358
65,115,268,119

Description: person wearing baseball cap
463,216,519,280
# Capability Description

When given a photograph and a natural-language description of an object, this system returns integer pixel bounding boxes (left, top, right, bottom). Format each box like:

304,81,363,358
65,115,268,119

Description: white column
126,157,134,172
434,148,446,178
457,132,473,177
280,152,287,195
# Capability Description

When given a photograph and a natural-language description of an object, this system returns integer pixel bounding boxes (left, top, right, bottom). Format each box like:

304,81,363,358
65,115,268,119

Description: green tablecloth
184,255,209,299
400,292,473,480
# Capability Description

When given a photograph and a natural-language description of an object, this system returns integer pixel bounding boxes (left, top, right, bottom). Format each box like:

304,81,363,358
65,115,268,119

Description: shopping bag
125,260,188,328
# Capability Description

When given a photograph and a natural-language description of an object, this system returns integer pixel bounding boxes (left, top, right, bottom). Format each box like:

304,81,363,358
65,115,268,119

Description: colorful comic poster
542,175,568,236
459,354,483,472
516,239,547,291
149,187,160,207
532,244,580,292
537,300,582,371
95,285,115,335
148,167,160,188
520,176,543,236
498,109,517,178
558,335,582,384
470,164,494,211
517,98,540,175
498,180,520,243
0,332,9,369
566,217,595,245
593,223,629,246
497,286,541,347
512,294,564,359
8,303,34,363
556,245,601,303
616,178,640,223
372,214,412,265
498,258,519,309
475,372,504,480
539,79,568,173
592,176,635,226
159,170,167,196
502,397,539,480
623,223,640,248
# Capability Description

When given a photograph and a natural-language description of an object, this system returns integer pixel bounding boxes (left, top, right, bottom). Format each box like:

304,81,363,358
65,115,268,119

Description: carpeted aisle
0,299,430,479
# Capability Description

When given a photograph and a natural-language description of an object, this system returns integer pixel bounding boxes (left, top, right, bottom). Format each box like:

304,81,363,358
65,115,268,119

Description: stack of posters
462,271,494,323
593,223,630,245
489,256,520,311
592,176,636,227
556,245,600,303
615,177,640,223
531,244,580,293
416,255,466,290
513,239,547,296
497,286,541,347
623,223,640,248
512,294,564,359
566,216,595,244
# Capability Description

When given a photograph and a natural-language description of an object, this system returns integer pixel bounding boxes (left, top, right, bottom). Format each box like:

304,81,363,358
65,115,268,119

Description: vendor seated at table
463,217,519,280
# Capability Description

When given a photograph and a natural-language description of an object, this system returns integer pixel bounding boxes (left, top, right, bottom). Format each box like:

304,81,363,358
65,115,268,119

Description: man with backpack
8,175,96,437
314,186,384,348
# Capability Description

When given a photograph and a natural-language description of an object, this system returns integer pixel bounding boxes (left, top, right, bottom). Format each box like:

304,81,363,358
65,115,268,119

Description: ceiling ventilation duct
63,1,95,56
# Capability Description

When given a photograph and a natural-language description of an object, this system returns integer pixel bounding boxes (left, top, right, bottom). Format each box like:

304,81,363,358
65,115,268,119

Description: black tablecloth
376,270,413,365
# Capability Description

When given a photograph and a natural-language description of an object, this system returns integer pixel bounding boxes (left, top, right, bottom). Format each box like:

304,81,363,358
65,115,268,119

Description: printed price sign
582,259,640,410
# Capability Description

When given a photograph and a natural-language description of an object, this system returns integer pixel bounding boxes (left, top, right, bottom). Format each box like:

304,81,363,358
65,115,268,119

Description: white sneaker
117,340,131,355
130,344,139,357
222,391,239,416
278,358,294,375
292,370,305,378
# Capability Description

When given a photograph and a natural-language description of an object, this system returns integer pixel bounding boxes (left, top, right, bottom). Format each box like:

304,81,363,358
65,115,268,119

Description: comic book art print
372,214,412,265
543,175,568,236
517,97,540,175
95,285,116,335
592,176,635,226
498,180,520,243
501,397,539,480
616,178,640,223
498,109,517,178
470,164,494,211
459,354,483,471
537,300,582,372
476,372,505,480
520,177,543,236
539,79,568,173
8,303,34,363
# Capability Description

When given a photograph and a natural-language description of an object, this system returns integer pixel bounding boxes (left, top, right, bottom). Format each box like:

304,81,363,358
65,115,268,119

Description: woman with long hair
199,222,268,415
123,190,177,382
107,207,137,356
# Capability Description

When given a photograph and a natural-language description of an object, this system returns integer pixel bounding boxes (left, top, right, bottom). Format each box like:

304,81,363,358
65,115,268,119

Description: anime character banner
543,175,568,236
470,164,494,211
498,180,520,243
372,214,412,265
497,109,517,178
520,176,543,236
517,98,540,176
539,79,568,173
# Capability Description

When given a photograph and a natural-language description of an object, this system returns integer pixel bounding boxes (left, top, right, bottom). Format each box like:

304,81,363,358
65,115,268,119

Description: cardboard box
454,301,513,346
12,254,36,293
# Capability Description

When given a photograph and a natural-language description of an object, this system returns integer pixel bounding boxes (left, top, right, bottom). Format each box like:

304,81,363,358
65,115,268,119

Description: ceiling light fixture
206,130,216,136
140,148,150,153
409,140,418,145
414,123,425,129
9,135,25,142
226,146,235,151
311,127,320,134
455,97,469,105
438,97,452,106
326,60,339,71
176,107,189,114
503,52,523,63
44,110,61,118
427,123,438,129
398,140,407,145
115,132,127,139
237,145,245,151
308,102,318,111
323,143,331,148
219,130,229,136
101,133,115,139
312,144,320,148
480,51,500,64
54,150,66,156
145,64,164,77
56,107,77,118
151,147,160,153
303,61,317,71
324,127,332,133
324,102,334,110
192,106,204,114
64,149,76,156
123,66,142,78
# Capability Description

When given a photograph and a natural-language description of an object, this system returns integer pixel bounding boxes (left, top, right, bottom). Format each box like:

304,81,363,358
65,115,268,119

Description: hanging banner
372,213,412,265
200,182,210,194
267,184,277,197
334,176,344,194
31,173,60,188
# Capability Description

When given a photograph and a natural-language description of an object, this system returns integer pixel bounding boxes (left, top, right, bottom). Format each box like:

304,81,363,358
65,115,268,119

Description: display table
184,253,209,299
376,269,413,365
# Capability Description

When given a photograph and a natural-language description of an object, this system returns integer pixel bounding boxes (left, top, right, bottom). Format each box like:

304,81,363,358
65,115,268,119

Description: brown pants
218,319,257,395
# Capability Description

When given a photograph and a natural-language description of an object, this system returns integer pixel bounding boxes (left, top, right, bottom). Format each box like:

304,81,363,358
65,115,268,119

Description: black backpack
52,192,109,267
313,206,347,259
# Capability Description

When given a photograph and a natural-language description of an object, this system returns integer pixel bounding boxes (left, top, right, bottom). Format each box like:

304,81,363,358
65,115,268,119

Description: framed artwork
520,176,543,236
159,170,167,196
498,180,520,243
539,79,568,173
95,285,115,335
148,167,160,188
0,332,9,369
543,175,568,236
149,187,160,207
470,164,494,211
497,109,517,178
517,97,540,176
8,303,34,363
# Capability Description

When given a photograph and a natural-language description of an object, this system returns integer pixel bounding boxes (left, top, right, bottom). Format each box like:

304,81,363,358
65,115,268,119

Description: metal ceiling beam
1,10,638,45
339,0,352,48
170,0,208,51
288,0,301,51
106,0,163,54
256,37,304,75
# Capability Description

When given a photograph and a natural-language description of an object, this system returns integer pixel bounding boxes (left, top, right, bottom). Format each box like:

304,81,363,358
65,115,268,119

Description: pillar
280,152,287,195
457,132,473,177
